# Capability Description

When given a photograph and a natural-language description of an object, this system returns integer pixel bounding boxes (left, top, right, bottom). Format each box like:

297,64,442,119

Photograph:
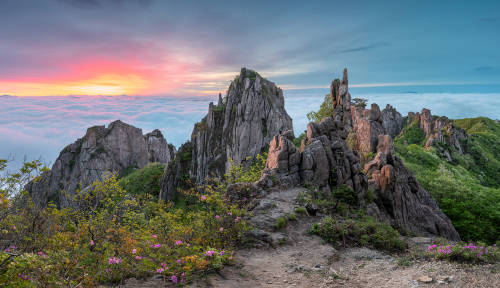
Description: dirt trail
122,187,499,288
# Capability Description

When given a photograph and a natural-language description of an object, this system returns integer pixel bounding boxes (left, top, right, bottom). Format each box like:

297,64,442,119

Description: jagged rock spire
159,68,293,201
260,69,460,241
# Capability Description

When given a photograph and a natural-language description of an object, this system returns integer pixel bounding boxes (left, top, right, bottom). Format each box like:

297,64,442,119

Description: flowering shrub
426,242,499,263
0,161,248,287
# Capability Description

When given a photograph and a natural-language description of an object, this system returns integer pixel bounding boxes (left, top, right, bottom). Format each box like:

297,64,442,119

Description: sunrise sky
1,0,500,168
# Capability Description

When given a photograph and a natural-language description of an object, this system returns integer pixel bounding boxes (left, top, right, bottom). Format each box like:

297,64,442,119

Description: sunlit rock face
26,120,175,208
159,68,293,201
260,69,460,241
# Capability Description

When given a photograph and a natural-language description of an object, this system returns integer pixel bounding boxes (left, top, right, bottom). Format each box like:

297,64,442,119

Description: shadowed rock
26,120,175,208
159,68,293,201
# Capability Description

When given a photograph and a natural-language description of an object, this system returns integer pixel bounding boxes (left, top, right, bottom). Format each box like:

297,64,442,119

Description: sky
1,0,500,168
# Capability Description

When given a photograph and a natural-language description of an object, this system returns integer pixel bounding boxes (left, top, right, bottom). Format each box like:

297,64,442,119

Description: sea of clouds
1,92,499,170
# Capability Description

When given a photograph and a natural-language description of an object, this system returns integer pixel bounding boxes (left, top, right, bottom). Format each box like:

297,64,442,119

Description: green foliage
293,132,306,148
0,161,247,287
395,120,426,145
294,207,307,214
212,105,224,113
118,163,165,198
225,153,267,184
332,184,358,209
311,215,405,252
274,216,287,230
395,118,500,243
306,94,333,123
352,98,368,109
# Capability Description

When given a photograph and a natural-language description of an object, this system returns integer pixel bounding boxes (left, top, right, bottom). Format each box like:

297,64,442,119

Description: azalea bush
0,161,248,287
425,242,499,263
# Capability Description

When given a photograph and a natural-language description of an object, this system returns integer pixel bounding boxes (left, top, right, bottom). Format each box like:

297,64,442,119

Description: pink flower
171,275,178,283
12,225,16,230
132,249,137,254
135,256,142,260
220,251,225,256
175,240,183,245
153,244,161,248
108,257,122,265
90,240,95,246
201,195,207,200
152,234,157,239
161,263,168,268
215,215,220,219
227,212,232,216
187,243,191,247
229,256,233,260
219,227,224,232
205,250,215,256
177,259,182,264
157,268,164,273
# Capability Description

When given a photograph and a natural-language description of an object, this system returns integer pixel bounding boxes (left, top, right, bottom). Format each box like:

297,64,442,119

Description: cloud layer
1,91,499,170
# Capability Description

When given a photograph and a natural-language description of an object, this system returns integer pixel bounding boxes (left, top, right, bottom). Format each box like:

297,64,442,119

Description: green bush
118,163,165,198
306,94,334,123
311,215,405,252
425,241,499,264
225,153,267,184
293,132,306,148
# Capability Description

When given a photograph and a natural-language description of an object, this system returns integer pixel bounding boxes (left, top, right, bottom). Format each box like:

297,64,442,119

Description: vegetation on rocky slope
395,117,500,243
0,160,247,287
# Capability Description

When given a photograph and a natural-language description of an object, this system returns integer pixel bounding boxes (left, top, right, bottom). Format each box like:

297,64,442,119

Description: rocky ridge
159,68,293,201
259,69,460,240
26,120,175,208
407,109,468,161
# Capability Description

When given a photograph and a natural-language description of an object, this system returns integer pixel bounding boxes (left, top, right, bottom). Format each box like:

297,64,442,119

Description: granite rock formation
159,68,293,201
260,69,460,240
26,120,175,208
407,109,468,161
381,104,404,138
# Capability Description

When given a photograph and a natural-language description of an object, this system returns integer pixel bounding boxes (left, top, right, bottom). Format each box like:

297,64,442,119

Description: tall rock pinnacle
159,68,293,201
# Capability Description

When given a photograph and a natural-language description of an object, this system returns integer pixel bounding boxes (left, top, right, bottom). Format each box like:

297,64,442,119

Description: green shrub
425,241,499,264
274,216,287,230
311,215,406,252
293,132,306,148
306,93,334,123
294,207,308,214
225,153,267,184
119,163,165,197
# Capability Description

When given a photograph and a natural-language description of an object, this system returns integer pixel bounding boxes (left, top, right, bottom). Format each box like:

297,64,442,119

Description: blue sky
0,0,499,168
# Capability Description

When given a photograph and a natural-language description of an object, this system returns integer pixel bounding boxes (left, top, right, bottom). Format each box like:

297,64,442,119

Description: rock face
159,68,293,201
381,104,404,138
260,69,460,240
351,103,386,155
408,109,468,161
26,120,175,208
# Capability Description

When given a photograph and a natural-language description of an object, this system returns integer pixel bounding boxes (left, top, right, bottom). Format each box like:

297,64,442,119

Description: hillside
395,116,500,242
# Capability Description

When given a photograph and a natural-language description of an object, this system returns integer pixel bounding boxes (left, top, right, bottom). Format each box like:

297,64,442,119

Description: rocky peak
409,108,468,160
159,68,293,201
381,104,404,138
260,69,460,240
26,120,175,208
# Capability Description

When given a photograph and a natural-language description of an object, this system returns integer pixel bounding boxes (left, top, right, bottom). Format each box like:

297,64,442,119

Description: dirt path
122,187,499,288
